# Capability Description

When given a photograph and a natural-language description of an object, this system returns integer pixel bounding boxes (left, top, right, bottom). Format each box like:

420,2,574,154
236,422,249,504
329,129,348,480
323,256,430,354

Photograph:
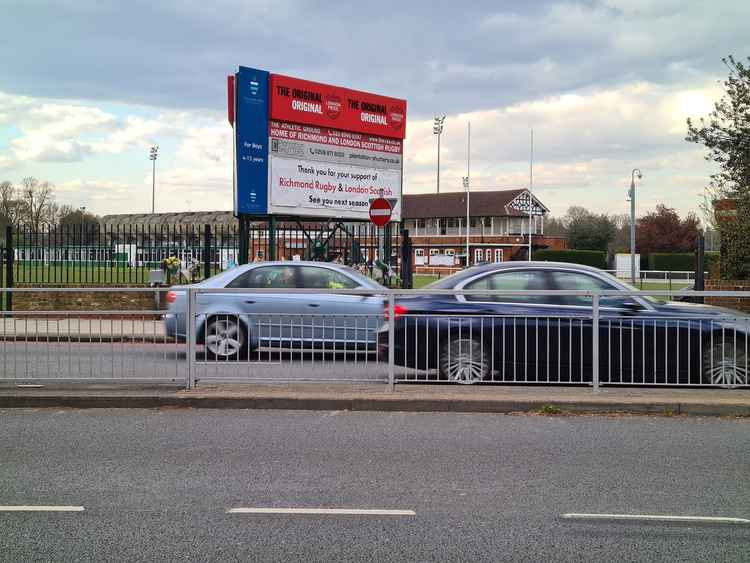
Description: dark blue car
380,262,749,387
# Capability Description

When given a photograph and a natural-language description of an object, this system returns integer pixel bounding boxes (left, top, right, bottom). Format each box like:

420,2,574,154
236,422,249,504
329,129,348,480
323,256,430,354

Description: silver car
163,261,385,359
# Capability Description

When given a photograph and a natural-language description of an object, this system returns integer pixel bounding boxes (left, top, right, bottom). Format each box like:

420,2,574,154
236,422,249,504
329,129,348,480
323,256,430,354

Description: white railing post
592,292,600,392
186,287,196,390
387,292,395,392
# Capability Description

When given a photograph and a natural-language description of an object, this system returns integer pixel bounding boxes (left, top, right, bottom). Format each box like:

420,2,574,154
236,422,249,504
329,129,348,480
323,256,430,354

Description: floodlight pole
433,116,445,193
149,145,159,214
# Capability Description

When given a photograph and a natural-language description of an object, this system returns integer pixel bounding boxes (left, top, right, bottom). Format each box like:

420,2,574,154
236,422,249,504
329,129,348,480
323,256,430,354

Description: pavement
0,317,165,341
1,408,749,562
1,383,750,416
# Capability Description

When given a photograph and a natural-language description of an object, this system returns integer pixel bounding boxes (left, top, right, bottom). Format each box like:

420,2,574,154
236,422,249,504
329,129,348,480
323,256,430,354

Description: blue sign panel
234,66,269,215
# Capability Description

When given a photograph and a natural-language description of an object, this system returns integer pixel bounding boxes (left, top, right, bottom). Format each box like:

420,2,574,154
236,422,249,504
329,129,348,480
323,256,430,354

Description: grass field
3,265,220,285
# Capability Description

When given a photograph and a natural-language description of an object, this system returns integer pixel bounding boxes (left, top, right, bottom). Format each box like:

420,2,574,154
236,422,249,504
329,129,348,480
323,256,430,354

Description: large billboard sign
232,66,406,221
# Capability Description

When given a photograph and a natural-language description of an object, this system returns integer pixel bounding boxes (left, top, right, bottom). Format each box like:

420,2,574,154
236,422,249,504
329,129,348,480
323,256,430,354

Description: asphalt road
0,342,390,383
1,409,749,562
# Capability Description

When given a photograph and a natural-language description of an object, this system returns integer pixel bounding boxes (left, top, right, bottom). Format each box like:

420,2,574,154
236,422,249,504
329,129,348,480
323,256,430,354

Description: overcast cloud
1,0,748,217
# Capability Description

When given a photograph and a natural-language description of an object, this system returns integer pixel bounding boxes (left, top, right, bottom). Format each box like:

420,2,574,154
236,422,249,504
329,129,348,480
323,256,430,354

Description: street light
149,145,159,214
629,168,642,285
433,116,445,193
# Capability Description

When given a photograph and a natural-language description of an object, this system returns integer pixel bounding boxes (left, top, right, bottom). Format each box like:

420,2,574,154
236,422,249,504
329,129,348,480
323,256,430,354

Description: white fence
1,287,748,390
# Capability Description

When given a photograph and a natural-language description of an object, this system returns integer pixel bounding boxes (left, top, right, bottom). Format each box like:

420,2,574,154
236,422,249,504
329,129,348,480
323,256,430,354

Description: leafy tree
635,205,701,254
686,55,750,278
565,206,616,251
686,55,750,201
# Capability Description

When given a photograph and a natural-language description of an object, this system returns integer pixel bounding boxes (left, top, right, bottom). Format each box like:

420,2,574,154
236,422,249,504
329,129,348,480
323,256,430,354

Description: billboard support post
268,216,277,261
238,216,249,265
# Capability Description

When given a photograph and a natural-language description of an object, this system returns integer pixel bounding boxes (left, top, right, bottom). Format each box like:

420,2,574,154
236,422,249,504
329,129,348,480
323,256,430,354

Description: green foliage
705,251,721,277
717,195,750,279
539,404,561,415
566,207,616,251
686,56,750,279
534,249,607,269
647,253,694,271
686,55,750,202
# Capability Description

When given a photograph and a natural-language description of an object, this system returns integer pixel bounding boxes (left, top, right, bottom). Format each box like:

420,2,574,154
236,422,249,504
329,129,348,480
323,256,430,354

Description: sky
1,0,748,220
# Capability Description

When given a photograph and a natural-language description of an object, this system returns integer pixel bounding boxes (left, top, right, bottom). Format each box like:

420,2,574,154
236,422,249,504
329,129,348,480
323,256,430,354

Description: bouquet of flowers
161,256,181,273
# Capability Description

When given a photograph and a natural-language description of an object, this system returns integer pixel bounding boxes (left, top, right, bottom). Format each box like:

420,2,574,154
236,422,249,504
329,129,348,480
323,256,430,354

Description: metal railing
2,287,749,390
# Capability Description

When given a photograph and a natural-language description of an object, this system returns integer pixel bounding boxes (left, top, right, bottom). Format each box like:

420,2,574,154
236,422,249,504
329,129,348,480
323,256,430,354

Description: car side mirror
621,300,642,313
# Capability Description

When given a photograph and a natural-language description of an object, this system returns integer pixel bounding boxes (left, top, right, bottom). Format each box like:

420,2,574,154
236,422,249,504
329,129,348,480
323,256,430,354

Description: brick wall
11,285,166,314
704,280,750,313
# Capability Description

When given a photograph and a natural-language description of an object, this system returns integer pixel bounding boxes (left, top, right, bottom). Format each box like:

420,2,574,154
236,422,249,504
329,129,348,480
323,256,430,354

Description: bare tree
19,177,57,230
0,180,22,226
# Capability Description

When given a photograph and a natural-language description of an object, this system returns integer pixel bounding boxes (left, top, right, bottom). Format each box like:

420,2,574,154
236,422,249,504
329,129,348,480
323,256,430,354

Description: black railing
1,221,405,289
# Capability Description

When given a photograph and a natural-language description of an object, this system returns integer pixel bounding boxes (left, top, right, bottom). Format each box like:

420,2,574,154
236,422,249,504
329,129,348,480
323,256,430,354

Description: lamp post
629,168,642,285
433,116,445,193
149,145,159,214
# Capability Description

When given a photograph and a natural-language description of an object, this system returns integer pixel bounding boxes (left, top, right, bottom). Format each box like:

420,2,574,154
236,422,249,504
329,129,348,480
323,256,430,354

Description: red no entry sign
369,197,392,227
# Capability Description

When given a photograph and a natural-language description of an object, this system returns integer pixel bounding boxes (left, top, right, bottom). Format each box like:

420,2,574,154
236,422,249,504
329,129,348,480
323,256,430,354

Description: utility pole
433,116,445,193
149,145,159,214
629,169,642,284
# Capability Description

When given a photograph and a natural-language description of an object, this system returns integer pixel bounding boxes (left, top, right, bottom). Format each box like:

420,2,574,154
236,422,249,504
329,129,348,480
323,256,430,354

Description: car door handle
308,303,320,308
244,300,256,304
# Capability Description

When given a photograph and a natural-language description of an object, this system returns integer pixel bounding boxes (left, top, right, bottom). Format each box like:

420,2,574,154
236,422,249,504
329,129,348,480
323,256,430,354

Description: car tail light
166,291,177,304
384,304,409,321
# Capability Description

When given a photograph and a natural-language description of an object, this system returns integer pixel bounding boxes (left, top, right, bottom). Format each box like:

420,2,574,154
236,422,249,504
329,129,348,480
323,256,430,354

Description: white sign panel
267,121,402,221
429,254,455,267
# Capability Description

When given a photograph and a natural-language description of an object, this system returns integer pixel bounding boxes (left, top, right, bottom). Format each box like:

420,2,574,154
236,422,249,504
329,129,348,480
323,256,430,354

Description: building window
445,218,459,228
416,219,426,229
485,249,492,261
494,249,503,263
445,249,455,256
429,249,440,256
474,248,483,264
415,248,424,257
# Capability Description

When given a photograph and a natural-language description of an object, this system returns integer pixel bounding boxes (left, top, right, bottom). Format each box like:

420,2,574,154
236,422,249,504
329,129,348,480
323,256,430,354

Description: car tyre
439,338,490,384
702,334,748,388
204,316,247,361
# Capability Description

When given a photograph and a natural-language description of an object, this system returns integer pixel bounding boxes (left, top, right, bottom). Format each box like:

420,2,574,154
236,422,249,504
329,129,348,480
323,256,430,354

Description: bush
647,253,694,271
534,249,607,269
706,252,720,278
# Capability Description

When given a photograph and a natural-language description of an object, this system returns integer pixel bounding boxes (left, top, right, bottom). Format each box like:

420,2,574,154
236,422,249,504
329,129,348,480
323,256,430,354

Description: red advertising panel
270,74,407,139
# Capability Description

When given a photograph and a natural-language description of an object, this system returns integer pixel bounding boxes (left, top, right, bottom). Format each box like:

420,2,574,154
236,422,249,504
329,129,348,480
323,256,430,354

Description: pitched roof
402,189,547,219
100,211,237,227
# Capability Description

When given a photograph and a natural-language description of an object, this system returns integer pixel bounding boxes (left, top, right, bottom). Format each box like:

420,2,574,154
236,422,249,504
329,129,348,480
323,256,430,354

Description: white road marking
227,507,415,516
562,513,750,524
0,506,84,512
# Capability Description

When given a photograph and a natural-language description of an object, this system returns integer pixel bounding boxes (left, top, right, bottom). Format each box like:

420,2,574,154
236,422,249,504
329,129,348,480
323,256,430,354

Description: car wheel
702,334,748,388
204,317,246,361
439,338,490,384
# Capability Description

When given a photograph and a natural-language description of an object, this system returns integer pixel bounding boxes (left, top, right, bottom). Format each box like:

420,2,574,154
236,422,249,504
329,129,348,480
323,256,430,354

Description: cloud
402,79,719,217
1,0,747,115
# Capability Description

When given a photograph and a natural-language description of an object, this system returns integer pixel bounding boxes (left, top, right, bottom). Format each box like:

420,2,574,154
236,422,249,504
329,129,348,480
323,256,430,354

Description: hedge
647,253,694,271
534,249,607,269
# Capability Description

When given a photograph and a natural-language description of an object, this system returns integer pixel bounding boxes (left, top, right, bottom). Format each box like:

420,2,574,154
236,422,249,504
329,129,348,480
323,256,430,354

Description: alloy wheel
439,338,489,384
703,337,748,388
205,318,244,359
